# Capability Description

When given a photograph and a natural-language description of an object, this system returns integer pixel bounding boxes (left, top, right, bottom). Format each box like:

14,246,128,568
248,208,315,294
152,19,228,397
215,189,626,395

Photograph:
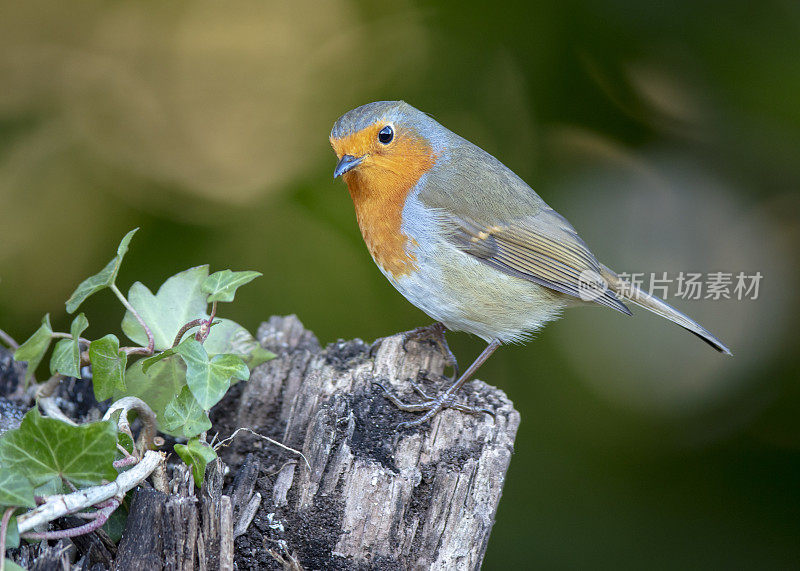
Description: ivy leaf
117,431,134,456
115,357,186,425
176,339,249,409
161,386,212,438
13,314,53,383
89,334,127,401
246,346,275,369
102,499,128,543
140,347,178,374
201,270,262,303
174,438,217,488
33,479,63,498
0,408,117,488
65,228,138,313
121,266,210,350
120,265,268,364
203,319,275,368
49,313,89,378
0,468,35,508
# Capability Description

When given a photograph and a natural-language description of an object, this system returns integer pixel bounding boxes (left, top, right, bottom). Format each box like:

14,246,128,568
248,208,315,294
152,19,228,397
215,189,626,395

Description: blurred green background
1,0,799,567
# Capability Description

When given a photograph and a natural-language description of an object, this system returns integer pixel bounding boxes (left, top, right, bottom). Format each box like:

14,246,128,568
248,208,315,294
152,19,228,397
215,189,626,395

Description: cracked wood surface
232,315,520,570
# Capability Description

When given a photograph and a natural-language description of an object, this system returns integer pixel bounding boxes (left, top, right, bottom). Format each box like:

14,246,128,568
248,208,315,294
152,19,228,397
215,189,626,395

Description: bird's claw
373,381,492,429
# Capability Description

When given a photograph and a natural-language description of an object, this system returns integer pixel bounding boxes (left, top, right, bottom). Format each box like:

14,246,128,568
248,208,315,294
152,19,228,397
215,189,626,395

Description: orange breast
331,128,437,278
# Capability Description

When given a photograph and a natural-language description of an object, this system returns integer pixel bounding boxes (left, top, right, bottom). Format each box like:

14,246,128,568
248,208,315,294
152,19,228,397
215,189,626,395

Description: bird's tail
601,267,732,355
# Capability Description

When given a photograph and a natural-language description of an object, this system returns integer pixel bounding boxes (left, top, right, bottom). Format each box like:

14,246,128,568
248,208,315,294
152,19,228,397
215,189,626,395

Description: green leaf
89,334,127,401
202,270,262,303
102,498,128,543
176,339,249,409
161,386,212,438
117,431,134,456
13,314,53,383
140,347,178,374
0,469,35,508
115,357,187,425
33,478,63,498
49,313,89,379
121,266,210,350
174,438,217,488
118,265,269,372
4,557,25,571
202,319,274,367
0,408,117,488
65,228,138,313
246,346,276,369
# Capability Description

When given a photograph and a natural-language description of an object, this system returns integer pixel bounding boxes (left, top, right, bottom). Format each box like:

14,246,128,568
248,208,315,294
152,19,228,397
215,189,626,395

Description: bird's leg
376,339,501,428
402,321,460,380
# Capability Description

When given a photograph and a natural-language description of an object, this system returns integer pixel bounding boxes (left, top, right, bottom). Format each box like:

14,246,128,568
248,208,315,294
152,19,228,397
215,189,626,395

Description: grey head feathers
330,101,451,153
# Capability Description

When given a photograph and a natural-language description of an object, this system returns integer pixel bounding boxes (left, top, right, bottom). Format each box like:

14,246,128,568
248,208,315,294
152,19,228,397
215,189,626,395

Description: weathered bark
228,315,520,570
114,487,199,571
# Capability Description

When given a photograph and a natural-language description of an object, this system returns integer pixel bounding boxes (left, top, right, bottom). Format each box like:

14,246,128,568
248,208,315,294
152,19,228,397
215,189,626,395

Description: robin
330,100,731,427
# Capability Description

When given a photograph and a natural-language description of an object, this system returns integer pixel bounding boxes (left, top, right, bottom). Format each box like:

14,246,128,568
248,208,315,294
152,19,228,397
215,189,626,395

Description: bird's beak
333,154,364,178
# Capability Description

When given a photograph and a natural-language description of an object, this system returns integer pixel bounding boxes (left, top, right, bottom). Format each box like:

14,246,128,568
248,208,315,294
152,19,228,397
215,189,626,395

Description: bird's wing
442,208,631,314
417,136,629,313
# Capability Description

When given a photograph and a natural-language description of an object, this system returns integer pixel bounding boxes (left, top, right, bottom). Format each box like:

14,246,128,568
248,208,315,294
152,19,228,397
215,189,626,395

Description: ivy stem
17,451,163,536
21,496,120,540
113,455,139,469
39,397,77,426
1,506,14,568
0,328,19,350
110,284,154,356
103,397,158,455
195,301,218,344
36,374,63,399
37,374,79,426
173,319,205,348
50,332,92,346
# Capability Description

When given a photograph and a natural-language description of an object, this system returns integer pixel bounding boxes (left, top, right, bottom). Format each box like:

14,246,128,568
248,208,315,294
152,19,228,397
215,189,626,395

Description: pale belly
380,238,570,344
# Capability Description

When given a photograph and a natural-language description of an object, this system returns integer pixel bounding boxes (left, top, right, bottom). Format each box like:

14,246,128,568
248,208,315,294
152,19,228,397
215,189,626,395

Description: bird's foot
372,380,493,428
401,322,460,380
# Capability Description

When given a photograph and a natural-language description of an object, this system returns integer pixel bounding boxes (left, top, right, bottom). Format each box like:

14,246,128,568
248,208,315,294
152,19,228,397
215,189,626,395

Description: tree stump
4,316,519,570
225,315,520,570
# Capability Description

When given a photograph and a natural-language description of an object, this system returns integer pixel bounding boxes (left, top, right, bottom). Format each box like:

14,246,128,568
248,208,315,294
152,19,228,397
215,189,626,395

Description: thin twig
36,374,63,399
110,284,154,356
215,427,311,471
39,397,78,426
117,443,134,458
17,450,163,535
173,319,204,348
0,328,19,350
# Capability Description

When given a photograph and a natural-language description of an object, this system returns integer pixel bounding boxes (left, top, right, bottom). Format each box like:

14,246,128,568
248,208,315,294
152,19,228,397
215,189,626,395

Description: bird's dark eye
378,125,394,144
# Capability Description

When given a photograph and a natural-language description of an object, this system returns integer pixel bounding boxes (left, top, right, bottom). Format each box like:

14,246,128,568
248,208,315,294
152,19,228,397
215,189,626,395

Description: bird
330,100,731,427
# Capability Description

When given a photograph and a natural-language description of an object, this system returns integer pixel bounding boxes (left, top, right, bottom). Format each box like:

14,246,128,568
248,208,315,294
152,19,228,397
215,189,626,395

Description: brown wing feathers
448,214,632,315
